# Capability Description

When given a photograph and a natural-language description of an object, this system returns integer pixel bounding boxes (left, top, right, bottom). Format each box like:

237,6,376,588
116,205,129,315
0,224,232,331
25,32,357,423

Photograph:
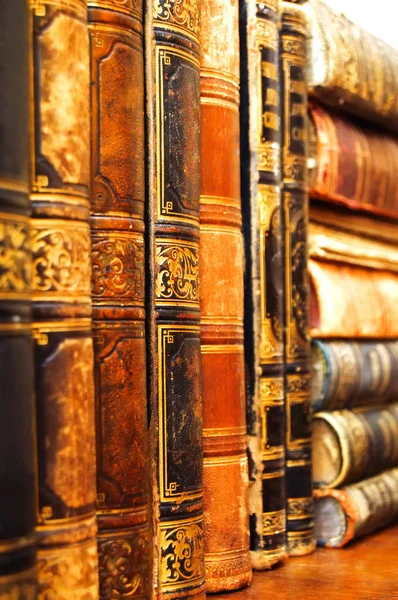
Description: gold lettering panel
155,239,199,307
159,516,204,590
31,219,91,298
0,213,31,298
286,373,311,452
260,377,284,460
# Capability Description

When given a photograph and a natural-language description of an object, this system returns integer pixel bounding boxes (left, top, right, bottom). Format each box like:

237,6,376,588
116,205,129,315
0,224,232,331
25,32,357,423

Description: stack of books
1,0,398,598
306,1,398,548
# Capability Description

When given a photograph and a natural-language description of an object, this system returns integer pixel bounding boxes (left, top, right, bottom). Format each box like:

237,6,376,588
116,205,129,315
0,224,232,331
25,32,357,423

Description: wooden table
212,525,398,599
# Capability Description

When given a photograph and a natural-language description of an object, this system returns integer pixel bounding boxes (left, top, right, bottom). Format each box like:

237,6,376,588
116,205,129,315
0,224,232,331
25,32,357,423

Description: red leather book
88,1,151,598
200,0,252,592
309,103,398,219
310,259,398,339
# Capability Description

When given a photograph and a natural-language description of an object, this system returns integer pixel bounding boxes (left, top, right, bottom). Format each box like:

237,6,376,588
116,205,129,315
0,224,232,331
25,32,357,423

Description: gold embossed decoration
153,0,200,39
0,214,31,296
155,242,199,304
159,518,204,590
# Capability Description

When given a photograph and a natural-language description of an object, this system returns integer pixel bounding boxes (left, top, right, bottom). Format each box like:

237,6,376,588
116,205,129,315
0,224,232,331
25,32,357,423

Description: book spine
200,0,252,592
88,2,151,599
309,104,398,218
313,405,398,489
0,1,38,597
280,0,314,557
244,0,287,570
308,0,398,133
146,1,205,598
309,260,398,339
30,1,99,597
314,468,398,547
311,340,398,412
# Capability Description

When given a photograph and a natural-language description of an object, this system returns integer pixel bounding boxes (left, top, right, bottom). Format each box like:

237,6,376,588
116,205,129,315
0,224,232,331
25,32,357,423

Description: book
307,0,398,133
311,340,398,412
314,468,398,547
313,405,398,489
309,260,398,338
281,0,314,557
240,0,287,570
0,1,37,596
308,103,398,218
30,1,99,597
88,1,151,598
145,0,205,597
200,0,252,591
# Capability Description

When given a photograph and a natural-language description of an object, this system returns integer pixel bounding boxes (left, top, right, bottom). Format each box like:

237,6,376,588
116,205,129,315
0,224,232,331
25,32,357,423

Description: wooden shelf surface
212,525,398,600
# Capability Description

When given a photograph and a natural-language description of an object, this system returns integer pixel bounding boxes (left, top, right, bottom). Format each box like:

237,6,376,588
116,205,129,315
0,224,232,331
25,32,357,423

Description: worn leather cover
314,468,398,547
0,1,38,597
281,0,314,557
240,0,287,570
309,104,398,218
146,1,205,598
307,0,398,133
88,2,151,598
313,405,398,489
30,1,99,597
200,0,252,592
309,260,398,338
311,340,398,412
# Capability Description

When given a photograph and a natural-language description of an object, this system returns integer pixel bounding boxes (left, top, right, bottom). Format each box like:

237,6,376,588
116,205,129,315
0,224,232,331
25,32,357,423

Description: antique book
309,221,398,273
311,340,398,412
0,1,37,597
308,104,398,218
313,404,398,489
145,0,205,598
30,1,98,597
88,1,151,598
200,0,252,591
314,468,398,547
240,0,287,570
309,260,398,338
281,0,314,556
307,0,398,133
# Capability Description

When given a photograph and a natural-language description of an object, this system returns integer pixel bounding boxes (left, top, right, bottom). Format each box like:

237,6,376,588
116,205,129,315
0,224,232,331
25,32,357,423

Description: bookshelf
213,525,398,599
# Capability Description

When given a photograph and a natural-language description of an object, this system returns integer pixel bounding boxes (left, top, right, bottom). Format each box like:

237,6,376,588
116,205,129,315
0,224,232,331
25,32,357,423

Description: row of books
1,0,398,599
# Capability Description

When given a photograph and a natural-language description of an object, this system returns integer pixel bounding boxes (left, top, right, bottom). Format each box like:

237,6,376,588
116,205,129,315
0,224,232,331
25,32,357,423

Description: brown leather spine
308,0,398,133
309,259,398,338
281,0,314,557
309,104,398,218
30,1,99,597
200,0,252,592
88,2,151,598
0,1,38,596
146,0,205,598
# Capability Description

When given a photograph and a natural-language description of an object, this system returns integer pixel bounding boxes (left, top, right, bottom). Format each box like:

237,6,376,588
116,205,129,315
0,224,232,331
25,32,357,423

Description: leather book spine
314,468,398,547
0,1,38,597
200,0,252,592
241,0,287,570
313,405,398,489
308,104,398,218
309,260,398,338
88,2,151,599
280,0,314,557
311,340,398,412
146,1,205,598
308,0,398,133
30,1,99,597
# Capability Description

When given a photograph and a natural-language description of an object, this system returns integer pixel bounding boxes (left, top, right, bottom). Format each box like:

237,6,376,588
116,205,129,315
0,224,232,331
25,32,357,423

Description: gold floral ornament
155,243,199,304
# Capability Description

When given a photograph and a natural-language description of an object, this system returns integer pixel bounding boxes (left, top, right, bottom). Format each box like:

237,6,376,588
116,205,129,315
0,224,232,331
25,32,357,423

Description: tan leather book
88,1,152,598
30,0,98,597
200,0,252,592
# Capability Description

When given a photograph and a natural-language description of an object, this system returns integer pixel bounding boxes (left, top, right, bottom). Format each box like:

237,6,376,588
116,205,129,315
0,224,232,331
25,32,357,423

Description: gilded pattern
31,221,91,297
262,510,286,535
155,241,199,305
0,214,31,295
159,517,204,590
153,0,200,40
91,235,144,301
287,497,313,519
